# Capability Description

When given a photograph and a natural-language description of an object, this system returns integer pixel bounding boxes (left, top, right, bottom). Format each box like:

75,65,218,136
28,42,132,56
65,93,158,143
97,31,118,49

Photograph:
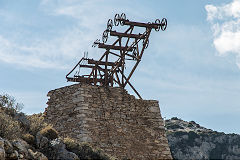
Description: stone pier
45,84,172,159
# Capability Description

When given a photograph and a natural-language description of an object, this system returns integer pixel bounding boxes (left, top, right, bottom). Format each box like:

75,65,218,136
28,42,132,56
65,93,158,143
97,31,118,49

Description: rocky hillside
165,117,240,159
0,109,112,160
0,94,112,160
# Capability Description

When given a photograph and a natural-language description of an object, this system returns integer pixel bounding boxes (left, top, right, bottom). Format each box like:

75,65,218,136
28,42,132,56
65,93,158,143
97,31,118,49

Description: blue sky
0,0,240,134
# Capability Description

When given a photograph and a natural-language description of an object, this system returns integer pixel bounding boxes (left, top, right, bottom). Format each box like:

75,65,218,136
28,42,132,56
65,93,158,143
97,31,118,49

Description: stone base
45,84,172,159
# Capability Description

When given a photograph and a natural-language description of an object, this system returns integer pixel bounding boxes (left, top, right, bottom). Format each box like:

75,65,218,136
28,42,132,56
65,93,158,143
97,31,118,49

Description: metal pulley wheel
102,30,108,43
143,38,149,49
155,19,160,31
120,13,126,26
92,39,100,47
107,19,113,31
161,18,167,31
114,14,120,26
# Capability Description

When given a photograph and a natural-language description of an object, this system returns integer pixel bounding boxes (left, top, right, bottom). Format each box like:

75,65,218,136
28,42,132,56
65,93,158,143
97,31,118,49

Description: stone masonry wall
45,83,172,159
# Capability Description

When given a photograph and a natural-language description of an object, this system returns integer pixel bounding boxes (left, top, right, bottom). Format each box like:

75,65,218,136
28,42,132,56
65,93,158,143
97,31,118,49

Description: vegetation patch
27,113,48,135
40,125,59,140
64,137,112,160
0,111,23,139
22,133,35,146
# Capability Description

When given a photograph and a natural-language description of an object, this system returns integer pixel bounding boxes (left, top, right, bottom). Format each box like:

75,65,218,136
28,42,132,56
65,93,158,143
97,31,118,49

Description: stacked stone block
45,83,172,159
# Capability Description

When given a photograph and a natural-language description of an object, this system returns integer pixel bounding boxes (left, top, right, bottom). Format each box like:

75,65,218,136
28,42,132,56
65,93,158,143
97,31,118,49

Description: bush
0,111,23,139
171,117,180,120
63,137,111,160
40,125,58,140
63,137,78,149
14,112,30,131
27,113,48,136
0,93,23,116
22,133,35,145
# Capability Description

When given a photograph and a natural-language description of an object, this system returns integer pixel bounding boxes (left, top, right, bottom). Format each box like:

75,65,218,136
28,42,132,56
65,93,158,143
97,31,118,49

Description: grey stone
0,148,5,160
12,139,29,157
0,137,4,148
50,139,79,160
8,150,18,160
28,149,48,160
149,106,160,113
72,97,84,103
0,138,4,160
4,139,13,154
14,112,30,130
36,132,49,149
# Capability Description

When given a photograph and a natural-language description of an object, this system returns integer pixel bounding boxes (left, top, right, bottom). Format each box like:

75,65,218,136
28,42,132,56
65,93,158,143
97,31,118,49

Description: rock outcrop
0,136,47,160
0,133,79,160
166,117,240,159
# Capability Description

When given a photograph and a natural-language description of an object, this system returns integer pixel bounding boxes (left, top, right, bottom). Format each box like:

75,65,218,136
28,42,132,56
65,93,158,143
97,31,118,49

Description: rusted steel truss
66,13,167,99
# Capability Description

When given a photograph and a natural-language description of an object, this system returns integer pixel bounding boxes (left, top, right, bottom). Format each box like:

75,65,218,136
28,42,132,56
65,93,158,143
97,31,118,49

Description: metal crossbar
66,13,167,99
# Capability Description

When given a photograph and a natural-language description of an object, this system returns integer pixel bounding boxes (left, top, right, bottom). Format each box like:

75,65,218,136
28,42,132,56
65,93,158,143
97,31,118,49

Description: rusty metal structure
66,13,167,99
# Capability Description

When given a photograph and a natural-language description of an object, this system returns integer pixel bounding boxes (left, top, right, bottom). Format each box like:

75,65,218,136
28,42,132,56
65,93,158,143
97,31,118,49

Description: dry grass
63,137,112,160
63,137,78,149
0,111,23,139
27,113,48,136
40,125,58,140
22,133,35,145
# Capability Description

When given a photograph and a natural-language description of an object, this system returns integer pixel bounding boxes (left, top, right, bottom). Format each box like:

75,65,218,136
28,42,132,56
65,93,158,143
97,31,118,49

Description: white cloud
0,0,107,69
0,0,154,70
205,0,240,20
0,35,64,69
206,0,240,69
205,5,218,21
0,25,92,69
213,30,240,55
0,0,124,69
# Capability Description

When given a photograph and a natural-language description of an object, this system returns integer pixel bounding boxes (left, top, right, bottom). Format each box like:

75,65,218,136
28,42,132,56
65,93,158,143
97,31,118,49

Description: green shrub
40,125,58,140
22,133,35,145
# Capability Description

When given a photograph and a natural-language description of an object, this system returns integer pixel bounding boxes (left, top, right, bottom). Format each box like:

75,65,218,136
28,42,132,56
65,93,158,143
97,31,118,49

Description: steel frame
66,13,167,99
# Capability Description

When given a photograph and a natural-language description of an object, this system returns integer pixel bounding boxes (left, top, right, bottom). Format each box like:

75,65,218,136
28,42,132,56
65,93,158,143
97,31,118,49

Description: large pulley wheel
143,38,149,49
161,18,167,31
155,19,160,32
120,13,126,26
114,14,120,26
107,19,113,31
102,30,108,43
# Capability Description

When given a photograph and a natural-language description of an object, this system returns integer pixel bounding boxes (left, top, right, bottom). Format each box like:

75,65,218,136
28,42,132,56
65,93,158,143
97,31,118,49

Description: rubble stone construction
45,83,172,159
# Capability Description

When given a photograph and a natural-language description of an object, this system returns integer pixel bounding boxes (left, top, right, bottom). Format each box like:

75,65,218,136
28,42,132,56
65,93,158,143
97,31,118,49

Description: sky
0,0,240,134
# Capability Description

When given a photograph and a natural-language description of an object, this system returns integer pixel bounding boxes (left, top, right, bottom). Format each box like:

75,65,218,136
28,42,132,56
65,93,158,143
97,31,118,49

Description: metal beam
110,31,145,39
98,43,135,51
87,59,117,66
66,77,104,83
124,20,159,29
